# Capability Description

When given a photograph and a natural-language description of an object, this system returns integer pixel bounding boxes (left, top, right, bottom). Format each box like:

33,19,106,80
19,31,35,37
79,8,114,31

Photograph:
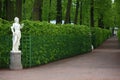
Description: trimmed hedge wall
0,19,11,68
21,20,92,67
0,20,92,68
91,27,111,48
117,30,120,41
0,19,111,68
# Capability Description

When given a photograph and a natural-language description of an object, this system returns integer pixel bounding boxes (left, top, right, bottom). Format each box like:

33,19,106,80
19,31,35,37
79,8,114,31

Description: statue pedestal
10,51,23,70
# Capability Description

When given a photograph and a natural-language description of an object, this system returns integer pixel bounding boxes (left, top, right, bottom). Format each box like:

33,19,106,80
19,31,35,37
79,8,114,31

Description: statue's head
14,17,19,23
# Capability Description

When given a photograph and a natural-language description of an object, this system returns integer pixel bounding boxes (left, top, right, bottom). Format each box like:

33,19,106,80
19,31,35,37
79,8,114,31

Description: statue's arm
11,24,14,33
20,23,24,29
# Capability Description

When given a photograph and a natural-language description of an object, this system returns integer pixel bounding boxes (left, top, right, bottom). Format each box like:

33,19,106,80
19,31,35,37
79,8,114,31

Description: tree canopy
0,0,119,28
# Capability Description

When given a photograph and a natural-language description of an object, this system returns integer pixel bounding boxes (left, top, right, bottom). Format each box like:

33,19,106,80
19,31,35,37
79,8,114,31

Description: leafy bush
0,20,92,68
21,20,92,67
91,27,111,48
117,30,120,41
0,19,112,68
0,18,11,68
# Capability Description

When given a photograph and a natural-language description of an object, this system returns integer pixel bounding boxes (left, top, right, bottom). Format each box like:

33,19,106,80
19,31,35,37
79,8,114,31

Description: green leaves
20,20,92,68
91,27,111,48
0,19,108,68
117,30,120,41
0,19,112,68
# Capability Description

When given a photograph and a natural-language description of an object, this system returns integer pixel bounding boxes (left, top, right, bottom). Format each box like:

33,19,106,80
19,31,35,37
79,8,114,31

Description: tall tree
64,0,72,24
32,0,43,21
56,0,62,24
3,0,15,21
16,0,22,21
80,0,83,25
74,0,79,24
22,0,34,20
90,0,94,27
114,0,120,27
48,0,52,22
98,14,104,28
0,0,2,18
95,0,113,28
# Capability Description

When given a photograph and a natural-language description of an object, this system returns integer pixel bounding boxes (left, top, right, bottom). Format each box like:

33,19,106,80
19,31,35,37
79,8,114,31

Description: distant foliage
117,30,120,41
91,27,112,48
0,18,11,68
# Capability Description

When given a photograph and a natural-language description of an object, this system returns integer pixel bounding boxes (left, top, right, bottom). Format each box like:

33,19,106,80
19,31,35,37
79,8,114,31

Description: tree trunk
98,14,104,28
32,0,43,21
2,0,6,19
48,0,52,23
39,0,43,21
80,1,82,25
0,0,2,18
3,0,15,21
16,0,22,21
56,0,62,24
74,0,79,24
64,0,72,24
90,0,94,27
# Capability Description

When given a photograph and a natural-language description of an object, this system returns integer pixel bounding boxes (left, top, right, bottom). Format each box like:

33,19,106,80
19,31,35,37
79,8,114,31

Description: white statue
11,17,24,52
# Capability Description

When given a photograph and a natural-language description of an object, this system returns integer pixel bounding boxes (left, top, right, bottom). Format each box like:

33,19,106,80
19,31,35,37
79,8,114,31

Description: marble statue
11,17,24,52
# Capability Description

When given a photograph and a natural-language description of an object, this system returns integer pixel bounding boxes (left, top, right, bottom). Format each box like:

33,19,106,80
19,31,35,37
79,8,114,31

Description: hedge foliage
91,27,111,48
0,20,92,68
117,30,120,41
21,20,92,67
0,19,111,68
0,18,12,68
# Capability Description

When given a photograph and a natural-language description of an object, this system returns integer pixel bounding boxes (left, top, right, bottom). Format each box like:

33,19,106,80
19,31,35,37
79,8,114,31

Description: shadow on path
0,36,120,80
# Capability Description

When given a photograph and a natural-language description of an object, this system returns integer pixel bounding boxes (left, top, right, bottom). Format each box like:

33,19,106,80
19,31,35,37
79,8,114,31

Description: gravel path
0,36,120,80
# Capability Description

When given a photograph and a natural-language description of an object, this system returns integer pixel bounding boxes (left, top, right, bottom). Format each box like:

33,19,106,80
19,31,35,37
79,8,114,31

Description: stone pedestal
10,51,23,70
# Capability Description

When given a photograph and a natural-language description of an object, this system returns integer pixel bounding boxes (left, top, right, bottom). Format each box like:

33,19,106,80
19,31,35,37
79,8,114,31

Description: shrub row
117,30,120,41
21,20,92,67
91,27,111,48
0,20,92,68
0,19,111,68
0,18,11,68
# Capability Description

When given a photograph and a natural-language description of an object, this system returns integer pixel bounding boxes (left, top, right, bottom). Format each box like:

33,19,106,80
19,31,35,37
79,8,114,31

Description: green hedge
91,27,111,48
21,20,92,67
0,18,11,68
117,30,120,41
0,19,111,68
0,20,92,68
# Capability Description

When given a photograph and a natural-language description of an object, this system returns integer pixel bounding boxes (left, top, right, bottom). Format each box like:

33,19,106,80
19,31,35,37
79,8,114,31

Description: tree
48,0,52,22
79,0,83,25
32,0,43,21
98,14,104,28
90,0,94,27
22,0,34,20
16,0,22,21
74,0,79,24
95,0,113,28
114,0,120,27
56,0,62,24
2,0,15,21
64,0,72,24
0,0,2,18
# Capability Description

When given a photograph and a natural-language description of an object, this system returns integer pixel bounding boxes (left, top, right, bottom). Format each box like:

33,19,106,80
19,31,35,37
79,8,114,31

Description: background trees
0,0,117,28
32,0,43,21
114,0,120,27
95,0,113,28
64,0,72,24
90,0,94,27
56,0,62,24
16,0,22,21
